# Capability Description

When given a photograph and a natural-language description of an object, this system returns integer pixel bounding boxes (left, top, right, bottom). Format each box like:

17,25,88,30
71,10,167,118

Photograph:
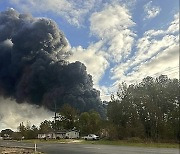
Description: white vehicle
82,134,100,140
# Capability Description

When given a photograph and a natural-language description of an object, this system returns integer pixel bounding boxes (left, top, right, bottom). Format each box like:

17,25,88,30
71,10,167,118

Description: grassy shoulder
21,138,82,144
0,147,42,154
21,138,179,149
81,139,179,148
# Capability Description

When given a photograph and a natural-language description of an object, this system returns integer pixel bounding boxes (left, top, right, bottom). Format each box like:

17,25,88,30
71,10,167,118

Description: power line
150,66,179,78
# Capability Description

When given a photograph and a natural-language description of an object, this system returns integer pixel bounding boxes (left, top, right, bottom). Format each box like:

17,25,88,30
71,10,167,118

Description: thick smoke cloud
0,9,104,116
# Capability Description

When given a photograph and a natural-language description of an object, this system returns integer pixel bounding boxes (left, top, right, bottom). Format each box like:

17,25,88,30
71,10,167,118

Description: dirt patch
0,147,41,154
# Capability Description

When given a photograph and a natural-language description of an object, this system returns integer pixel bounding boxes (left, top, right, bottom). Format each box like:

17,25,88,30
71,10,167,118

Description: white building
38,130,79,139
65,130,79,139
56,131,66,139
38,132,56,139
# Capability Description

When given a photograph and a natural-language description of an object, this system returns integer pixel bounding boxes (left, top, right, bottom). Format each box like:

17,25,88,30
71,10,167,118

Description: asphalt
0,140,179,154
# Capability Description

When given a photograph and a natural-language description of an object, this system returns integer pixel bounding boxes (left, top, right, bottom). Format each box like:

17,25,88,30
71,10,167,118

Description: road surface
0,140,179,154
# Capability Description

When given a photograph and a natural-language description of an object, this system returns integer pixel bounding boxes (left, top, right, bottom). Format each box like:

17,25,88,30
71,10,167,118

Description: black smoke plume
0,9,104,116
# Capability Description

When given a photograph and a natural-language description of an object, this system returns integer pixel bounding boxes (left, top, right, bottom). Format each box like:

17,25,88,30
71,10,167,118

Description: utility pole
52,101,61,131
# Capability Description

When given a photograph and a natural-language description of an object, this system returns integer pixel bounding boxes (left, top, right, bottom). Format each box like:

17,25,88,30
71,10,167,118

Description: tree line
0,105,102,140
1,75,179,142
107,75,179,141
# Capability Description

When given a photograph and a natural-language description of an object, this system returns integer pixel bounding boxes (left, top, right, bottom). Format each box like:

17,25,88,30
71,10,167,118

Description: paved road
0,140,179,154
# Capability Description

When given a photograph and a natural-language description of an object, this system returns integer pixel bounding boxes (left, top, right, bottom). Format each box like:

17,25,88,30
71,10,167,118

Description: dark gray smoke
0,9,104,116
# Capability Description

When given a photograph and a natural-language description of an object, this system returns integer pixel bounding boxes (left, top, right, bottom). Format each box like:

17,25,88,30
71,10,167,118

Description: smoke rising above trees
0,9,104,115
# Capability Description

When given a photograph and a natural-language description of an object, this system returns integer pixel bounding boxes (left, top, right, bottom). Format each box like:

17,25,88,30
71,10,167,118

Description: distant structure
38,101,80,139
52,101,61,131
38,129,80,139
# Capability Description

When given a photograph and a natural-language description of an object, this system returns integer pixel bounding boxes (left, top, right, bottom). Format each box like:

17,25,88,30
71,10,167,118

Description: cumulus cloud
0,97,53,131
10,0,102,26
138,46,179,78
110,12,179,86
167,13,179,34
122,46,179,85
90,4,135,62
144,1,161,19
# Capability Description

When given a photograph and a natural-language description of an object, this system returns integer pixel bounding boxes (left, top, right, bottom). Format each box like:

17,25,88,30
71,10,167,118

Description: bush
126,137,143,143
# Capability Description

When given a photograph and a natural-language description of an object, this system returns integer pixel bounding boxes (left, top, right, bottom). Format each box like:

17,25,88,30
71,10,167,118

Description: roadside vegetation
19,138,179,148
1,75,179,147
81,139,179,148
0,147,42,154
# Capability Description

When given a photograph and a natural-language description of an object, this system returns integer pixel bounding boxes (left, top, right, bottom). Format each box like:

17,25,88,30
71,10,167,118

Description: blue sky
0,0,179,130
0,0,179,101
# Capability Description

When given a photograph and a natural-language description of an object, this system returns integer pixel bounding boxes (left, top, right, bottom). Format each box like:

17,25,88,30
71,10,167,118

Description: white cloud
97,85,117,101
110,12,179,86
90,4,136,62
90,5,134,37
0,97,53,131
167,13,179,34
144,1,161,19
135,34,178,65
10,0,102,26
127,46,179,82
144,30,165,37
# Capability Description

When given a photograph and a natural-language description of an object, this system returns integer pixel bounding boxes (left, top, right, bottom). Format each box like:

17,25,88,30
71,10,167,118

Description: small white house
38,130,79,139
38,132,55,139
55,131,66,139
65,130,79,139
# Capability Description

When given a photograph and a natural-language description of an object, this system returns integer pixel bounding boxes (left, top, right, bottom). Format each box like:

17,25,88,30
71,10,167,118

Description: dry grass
81,139,180,148
0,147,42,154
23,139,83,144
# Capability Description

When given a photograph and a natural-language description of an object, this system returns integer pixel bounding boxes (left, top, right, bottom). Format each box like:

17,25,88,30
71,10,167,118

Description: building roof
38,129,80,134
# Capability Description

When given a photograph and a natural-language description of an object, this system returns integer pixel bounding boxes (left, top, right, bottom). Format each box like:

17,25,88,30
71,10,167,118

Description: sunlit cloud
90,4,136,62
143,1,161,20
10,0,102,26
110,13,179,87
